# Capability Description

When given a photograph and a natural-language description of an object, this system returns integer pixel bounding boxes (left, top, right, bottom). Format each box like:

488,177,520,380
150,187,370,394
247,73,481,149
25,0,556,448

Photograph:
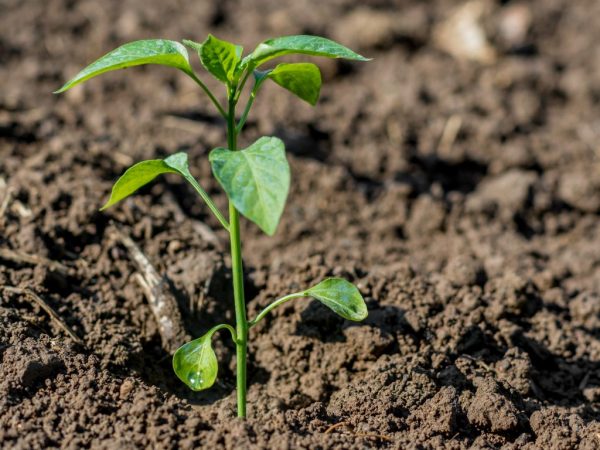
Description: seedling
56,34,369,418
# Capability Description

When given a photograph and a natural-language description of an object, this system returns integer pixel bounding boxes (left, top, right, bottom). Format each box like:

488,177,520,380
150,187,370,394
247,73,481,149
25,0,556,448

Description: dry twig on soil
437,114,462,155
0,183,13,221
0,248,70,275
1,286,84,345
109,223,189,353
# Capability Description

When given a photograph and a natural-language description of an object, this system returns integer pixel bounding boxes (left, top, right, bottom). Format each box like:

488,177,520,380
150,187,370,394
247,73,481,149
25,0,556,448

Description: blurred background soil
0,0,599,448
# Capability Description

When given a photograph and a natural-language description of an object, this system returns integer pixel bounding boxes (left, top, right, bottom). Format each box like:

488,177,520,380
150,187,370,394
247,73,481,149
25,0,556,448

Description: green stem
248,292,307,328
236,78,264,134
207,323,238,343
236,94,255,134
227,97,248,418
184,175,230,232
233,69,251,103
187,71,227,118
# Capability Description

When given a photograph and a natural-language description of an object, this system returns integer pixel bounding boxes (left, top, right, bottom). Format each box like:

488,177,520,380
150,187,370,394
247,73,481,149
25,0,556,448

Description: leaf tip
99,199,114,212
255,216,278,236
354,307,369,322
263,226,277,236
53,84,69,94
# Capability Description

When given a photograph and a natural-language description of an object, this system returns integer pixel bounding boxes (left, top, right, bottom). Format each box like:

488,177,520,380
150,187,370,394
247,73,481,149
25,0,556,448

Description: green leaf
209,136,290,235
184,35,242,85
101,152,230,230
305,278,368,321
100,160,175,210
55,39,192,93
267,63,322,106
172,329,219,391
101,152,193,210
243,35,370,69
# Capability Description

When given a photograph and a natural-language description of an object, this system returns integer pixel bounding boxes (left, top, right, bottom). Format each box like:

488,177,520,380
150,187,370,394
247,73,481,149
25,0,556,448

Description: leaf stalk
248,292,307,327
236,79,263,134
184,174,230,232
209,323,238,343
187,70,227,118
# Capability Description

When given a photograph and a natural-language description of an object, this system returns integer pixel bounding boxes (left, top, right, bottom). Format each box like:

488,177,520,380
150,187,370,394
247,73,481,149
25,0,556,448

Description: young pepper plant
56,34,370,418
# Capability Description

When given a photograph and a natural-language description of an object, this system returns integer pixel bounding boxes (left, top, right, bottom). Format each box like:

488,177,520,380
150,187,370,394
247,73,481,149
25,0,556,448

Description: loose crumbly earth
1,0,599,448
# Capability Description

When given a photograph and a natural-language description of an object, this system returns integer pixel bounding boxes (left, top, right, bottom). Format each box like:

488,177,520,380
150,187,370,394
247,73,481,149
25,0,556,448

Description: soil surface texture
1,0,599,448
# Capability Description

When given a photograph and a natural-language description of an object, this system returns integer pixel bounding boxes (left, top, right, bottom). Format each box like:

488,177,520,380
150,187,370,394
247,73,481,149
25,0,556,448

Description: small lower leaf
172,330,219,391
101,152,229,230
305,278,368,321
100,159,177,210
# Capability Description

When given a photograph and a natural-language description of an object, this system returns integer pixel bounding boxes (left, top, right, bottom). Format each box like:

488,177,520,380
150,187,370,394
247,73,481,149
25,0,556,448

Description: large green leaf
55,39,192,93
305,278,368,321
184,35,242,85
267,63,322,106
172,329,219,391
243,35,369,68
209,137,290,235
101,152,192,210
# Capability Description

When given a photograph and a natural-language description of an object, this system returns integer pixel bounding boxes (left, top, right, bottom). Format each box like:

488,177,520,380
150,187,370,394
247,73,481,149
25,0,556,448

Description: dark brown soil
1,0,600,448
